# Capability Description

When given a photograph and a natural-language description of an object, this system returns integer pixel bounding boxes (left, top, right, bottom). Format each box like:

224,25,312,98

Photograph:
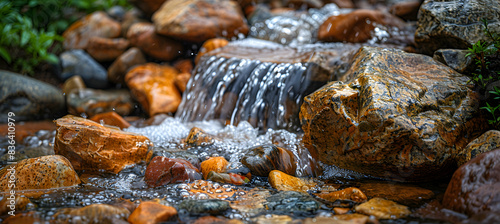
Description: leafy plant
467,19,500,128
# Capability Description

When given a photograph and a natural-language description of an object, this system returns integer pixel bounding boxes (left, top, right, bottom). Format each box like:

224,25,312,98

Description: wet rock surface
456,130,500,167
62,11,121,50
152,0,249,43
415,0,500,55
268,170,316,193
128,201,178,224
0,71,65,121
179,199,230,215
54,115,153,174
107,47,147,84
0,155,80,191
301,46,488,181
355,197,411,219
67,88,135,117
358,181,434,207
53,203,130,223
126,22,183,61
264,191,320,215
144,156,201,187
242,144,296,177
60,49,109,89
442,148,500,216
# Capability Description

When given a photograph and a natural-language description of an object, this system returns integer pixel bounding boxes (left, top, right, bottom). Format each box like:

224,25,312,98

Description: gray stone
0,70,65,121
264,191,320,214
415,0,500,55
60,49,109,89
178,199,230,215
433,49,474,74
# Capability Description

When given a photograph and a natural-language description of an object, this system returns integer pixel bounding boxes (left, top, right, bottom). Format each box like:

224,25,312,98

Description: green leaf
0,46,11,63
20,30,30,46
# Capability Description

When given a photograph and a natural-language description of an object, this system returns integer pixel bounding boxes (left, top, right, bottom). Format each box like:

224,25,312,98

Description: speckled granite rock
300,46,488,182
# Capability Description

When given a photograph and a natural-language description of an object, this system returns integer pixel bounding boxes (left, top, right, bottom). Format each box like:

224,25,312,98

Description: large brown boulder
54,115,153,174
300,46,487,182
442,148,500,216
415,0,500,55
152,0,249,43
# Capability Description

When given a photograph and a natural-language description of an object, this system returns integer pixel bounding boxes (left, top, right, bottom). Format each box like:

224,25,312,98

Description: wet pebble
355,197,410,219
178,199,230,215
144,156,201,187
268,170,316,193
315,187,367,203
89,111,131,129
62,11,121,50
128,201,178,224
200,156,228,179
264,191,320,214
241,144,297,177
206,171,250,185
186,127,217,148
53,204,130,224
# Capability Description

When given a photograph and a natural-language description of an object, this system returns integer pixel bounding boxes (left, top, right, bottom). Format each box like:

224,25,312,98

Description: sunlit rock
125,63,182,117
67,88,134,117
315,187,367,203
108,47,147,84
63,11,121,50
200,156,228,179
318,9,405,43
144,156,201,187
128,201,178,224
152,0,249,43
0,70,65,121
126,22,183,61
456,130,500,167
176,38,360,131
0,155,80,191
301,46,488,181
268,170,315,193
241,144,297,177
358,181,434,207
89,111,131,129
415,0,500,55
355,197,411,219
442,148,500,216
86,37,130,62
195,38,229,64
53,204,130,224
179,199,230,215
54,115,153,174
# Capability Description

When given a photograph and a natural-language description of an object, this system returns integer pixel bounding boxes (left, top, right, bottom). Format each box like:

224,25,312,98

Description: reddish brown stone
318,9,405,43
63,11,121,50
86,37,130,62
0,195,30,215
358,182,434,207
195,38,229,64
54,115,153,174
2,211,43,224
108,47,147,84
0,155,80,191
325,0,354,8
241,145,297,177
127,22,183,61
128,201,178,224
145,156,202,187
442,148,500,216
54,204,130,223
129,0,167,16
125,63,182,116
389,0,421,21
456,130,500,167
152,0,249,43
89,111,131,129
315,187,367,203
0,120,56,142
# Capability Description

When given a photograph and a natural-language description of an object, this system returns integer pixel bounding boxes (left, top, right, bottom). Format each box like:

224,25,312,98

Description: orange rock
268,170,316,193
54,115,153,174
128,201,178,224
54,204,130,223
152,0,249,43
201,157,229,179
0,155,80,191
318,9,405,43
333,207,350,215
108,47,147,84
127,22,183,61
173,59,193,74
315,187,367,203
86,37,130,62
186,127,216,147
358,181,434,207
175,72,191,93
90,111,131,129
0,195,30,215
125,63,182,116
62,75,86,95
63,11,121,50
180,180,247,200
195,38,229,64
2,211,43,224
355,198,410,219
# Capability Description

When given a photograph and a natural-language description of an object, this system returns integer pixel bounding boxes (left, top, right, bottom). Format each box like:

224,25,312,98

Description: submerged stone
315,187,367,203
358,181,434,207
355,197,411,219
54,115,153,174
264,191,320,214
300,46,487,181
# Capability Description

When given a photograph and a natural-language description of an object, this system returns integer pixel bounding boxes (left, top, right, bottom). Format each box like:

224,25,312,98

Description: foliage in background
0,0,130,75
466,19,500,128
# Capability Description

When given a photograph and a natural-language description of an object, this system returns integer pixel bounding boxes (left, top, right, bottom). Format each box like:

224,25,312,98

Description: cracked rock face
54,115,153,174
300,46,488,182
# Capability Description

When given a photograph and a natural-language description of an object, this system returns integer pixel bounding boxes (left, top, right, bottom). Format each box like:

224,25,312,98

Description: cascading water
176,38,360,132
